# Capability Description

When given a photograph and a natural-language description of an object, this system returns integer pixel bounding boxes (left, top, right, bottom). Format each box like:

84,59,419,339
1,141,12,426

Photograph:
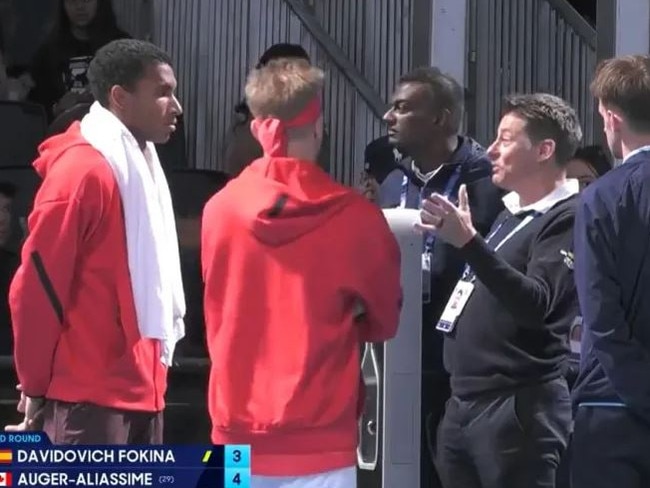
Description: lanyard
461,211,540,282
400,164,462,209
401,165,462,252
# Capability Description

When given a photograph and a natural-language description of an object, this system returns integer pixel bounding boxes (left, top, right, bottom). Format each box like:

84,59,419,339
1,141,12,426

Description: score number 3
225,445,250,488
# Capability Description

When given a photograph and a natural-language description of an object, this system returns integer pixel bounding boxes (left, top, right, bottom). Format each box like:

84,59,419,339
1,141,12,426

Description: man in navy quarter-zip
571,54,650,488
418,93,582,488
359,67,504,488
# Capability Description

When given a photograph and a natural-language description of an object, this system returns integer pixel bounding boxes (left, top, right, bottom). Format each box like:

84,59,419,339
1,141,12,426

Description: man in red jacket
4,39,185,444
202,58,402,487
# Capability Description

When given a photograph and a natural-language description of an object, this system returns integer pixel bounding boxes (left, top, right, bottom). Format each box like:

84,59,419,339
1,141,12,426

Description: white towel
80,102,185,366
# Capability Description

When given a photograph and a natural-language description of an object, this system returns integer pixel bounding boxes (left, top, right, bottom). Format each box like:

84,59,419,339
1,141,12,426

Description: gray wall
466,0,597,147
151,0,415,184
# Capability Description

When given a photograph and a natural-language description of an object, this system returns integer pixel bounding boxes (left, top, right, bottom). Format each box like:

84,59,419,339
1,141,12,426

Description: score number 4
225,446,250,488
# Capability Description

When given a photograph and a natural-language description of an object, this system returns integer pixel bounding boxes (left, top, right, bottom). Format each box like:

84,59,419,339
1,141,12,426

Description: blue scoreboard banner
0,432,250,487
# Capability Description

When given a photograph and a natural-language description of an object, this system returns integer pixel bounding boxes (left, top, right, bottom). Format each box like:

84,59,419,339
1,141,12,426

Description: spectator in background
29,0,128,120
0,10,33,102
45,101,92,136
566,145,612,190
358,135,402,203
170,169,230,358
560,145,611,388
0,181,15,250
223,43,330,176
0,181,18,356
0,53,33,101
202,58,401,487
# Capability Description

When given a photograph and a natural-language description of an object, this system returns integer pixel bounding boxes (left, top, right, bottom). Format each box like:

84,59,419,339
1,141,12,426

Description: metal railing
283,0,387,118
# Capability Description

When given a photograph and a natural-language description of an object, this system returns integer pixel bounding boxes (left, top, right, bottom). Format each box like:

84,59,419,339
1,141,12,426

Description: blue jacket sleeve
574,191,650,423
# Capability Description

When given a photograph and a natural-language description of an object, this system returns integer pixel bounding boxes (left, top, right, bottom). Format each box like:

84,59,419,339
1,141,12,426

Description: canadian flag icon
0,472,11,486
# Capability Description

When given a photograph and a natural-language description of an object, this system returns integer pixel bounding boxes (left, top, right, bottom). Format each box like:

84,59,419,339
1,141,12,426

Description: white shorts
251,467,357,488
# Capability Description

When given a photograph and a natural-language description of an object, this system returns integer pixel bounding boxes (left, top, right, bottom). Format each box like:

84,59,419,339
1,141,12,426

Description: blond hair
245,58,324,121
591,55,650,132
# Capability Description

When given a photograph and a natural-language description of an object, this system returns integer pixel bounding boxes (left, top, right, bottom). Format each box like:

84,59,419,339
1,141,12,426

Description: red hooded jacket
202,157,402,476
9,123,167,412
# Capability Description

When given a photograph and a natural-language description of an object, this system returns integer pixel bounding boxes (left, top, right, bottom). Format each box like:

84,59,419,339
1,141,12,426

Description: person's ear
537,139,556,162
110,85,131,112
609,110,624,134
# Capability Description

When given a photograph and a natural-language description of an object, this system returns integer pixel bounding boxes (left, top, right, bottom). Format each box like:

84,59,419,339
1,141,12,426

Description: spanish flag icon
0,451,12,464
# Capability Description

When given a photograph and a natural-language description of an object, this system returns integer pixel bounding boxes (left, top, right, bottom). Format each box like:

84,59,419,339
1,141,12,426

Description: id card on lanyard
436,212,539,332
401,165,462,304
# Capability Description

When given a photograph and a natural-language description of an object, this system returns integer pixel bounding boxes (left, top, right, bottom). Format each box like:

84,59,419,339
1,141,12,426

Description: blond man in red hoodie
202,59,402,487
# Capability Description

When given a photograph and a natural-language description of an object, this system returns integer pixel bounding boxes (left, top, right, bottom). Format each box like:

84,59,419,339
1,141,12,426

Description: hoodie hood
453,135,490,167
441,135,494,185
33,122,90,178
229,157,355,246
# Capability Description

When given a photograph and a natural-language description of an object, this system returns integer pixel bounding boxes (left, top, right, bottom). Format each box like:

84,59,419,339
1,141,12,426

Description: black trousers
572,406,650,488
42,400,163,445
434,378,571,488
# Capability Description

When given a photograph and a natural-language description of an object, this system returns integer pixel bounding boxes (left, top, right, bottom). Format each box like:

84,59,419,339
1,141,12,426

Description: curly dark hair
87,39,172,107
398,66,465,135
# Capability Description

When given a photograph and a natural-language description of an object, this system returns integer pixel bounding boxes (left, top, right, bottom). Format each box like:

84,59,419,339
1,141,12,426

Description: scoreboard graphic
0,433,250,487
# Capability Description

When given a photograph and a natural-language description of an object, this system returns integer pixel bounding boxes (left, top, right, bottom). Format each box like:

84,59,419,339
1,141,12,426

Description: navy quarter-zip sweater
573,149,650,425
370,136,504,373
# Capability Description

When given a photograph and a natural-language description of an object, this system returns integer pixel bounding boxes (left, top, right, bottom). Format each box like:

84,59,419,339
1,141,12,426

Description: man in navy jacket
361,67,504,488
572,54,650,488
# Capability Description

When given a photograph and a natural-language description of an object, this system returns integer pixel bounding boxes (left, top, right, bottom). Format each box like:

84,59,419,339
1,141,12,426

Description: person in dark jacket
29,0,129,120
418,93,582,488
0,181,18,356
170,169,230,359
564,144,612,384
571,54,650,488
566,144,612,191
363,66,504,487
0,30,33,101
555,145,611,488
